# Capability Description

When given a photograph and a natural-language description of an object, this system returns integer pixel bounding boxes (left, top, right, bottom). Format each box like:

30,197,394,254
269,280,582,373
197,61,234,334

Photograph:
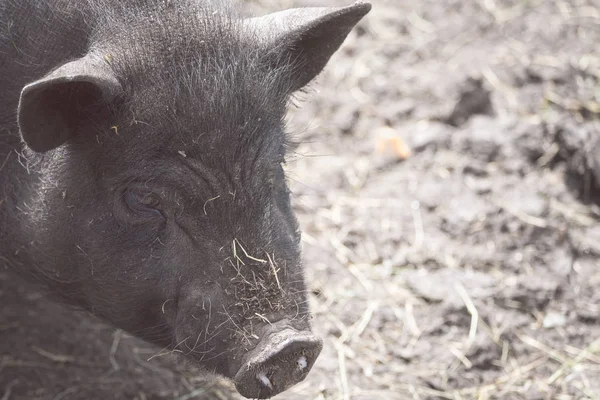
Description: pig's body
0,1,370,398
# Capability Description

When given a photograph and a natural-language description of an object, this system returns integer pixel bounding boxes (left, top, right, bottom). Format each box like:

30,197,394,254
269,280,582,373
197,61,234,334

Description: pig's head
15,1,370,398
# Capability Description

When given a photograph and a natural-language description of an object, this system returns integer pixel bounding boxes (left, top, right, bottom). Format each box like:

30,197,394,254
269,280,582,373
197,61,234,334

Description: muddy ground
2,0,600,399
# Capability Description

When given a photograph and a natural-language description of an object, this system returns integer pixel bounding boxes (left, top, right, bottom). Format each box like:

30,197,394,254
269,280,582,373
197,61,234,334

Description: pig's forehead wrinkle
120,93,288,164
109,141,279,198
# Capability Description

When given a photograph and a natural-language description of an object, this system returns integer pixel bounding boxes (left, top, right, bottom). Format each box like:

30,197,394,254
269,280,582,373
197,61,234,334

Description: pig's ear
18,54,122,153
249,1,371,92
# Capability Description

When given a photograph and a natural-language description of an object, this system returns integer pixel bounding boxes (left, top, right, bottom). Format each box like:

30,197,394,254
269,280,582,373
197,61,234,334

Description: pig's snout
234,327,323,399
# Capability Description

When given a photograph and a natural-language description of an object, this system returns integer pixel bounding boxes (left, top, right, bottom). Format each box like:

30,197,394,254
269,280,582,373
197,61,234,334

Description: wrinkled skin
0,0,370,397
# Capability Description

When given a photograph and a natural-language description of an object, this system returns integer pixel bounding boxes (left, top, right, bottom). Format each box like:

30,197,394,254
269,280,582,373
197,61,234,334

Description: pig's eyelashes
123,188,163,217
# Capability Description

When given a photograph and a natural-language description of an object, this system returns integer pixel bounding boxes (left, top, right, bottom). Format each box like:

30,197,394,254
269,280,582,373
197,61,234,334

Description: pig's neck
0,123,26,199
0,127,39,263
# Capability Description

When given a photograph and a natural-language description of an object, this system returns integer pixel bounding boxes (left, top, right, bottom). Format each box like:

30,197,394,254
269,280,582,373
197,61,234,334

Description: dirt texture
2,0,600,399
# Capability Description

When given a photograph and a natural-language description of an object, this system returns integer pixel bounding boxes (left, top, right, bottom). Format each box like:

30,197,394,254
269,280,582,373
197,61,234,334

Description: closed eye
124,188,163,217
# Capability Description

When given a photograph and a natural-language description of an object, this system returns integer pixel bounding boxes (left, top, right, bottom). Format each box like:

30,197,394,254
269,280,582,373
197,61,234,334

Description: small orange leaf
375,127,412,160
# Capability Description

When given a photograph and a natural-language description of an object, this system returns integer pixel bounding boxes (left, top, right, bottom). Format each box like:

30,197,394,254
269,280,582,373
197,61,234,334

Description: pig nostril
256,372,273,390
297,356,308,370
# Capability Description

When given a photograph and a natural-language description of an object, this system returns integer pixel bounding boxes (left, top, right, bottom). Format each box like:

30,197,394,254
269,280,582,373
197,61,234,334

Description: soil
2,0,600,399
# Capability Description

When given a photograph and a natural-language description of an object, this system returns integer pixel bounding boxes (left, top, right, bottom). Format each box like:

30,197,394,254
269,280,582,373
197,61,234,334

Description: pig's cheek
110,203,167,244
132,228,156,243
174,283,227,342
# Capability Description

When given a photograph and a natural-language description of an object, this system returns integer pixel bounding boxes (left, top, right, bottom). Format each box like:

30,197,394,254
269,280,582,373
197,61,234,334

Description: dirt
2,0,600,399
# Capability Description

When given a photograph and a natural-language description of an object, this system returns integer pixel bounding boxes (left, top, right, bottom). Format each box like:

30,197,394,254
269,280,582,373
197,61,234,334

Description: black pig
0,0,370,398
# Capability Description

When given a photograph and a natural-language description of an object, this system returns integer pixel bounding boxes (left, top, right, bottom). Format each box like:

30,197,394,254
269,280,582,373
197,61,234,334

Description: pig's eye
124,188,162,217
